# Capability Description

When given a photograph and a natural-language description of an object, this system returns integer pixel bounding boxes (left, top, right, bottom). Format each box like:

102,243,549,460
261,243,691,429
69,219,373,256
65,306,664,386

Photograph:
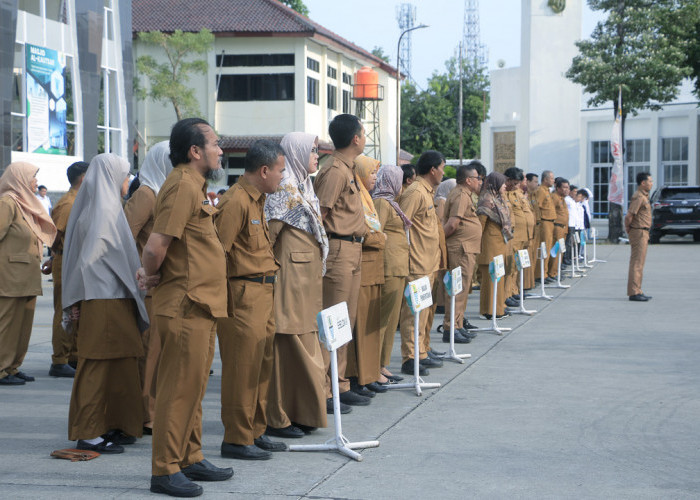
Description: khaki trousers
535,221,554,279
524,239,536,290
218,280,275,445
479,264,506,317
321,239,362,397
346,283,381,385
0,296,36,379
141,296,160,427
627,228,649,296
399,272,435,364
152,299,216,476
548,225,567,277
378,276,406,367
443,247,477,331
505,240,527,298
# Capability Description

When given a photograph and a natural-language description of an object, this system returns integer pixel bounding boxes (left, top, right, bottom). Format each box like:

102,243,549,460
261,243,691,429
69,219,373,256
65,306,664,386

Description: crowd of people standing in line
0,112,654,497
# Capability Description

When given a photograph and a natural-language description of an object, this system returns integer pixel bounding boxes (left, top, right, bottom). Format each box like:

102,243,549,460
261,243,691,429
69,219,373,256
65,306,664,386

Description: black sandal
76,439,125,454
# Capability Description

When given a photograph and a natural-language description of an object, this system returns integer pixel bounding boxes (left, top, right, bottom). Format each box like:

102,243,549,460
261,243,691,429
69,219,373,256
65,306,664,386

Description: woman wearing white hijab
264,132,328,437
124,141,172,434
0,162,56,385
63,153,148,454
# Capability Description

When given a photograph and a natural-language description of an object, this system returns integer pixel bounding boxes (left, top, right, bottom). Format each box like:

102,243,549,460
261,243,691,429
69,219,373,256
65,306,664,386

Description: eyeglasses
311,147,319,154
467,175,480,180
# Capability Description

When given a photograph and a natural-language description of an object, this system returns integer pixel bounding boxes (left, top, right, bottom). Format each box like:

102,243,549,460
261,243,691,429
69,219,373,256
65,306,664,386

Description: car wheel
649,230,662,244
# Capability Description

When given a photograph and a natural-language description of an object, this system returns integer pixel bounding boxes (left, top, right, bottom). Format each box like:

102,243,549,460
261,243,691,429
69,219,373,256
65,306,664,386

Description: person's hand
41,257,53,275
136,267,160,290
70,305,80,321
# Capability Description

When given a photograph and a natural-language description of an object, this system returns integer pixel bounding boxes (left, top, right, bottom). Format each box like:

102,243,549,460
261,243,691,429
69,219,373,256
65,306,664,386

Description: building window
590,140,613,218
327,84,337,110
625,139,650,204
97,69,122,154
661,137,688,186
327,66,337,79
342,72,352,85
307,76,319,105
342,89,351,113
217,74,294,101
215,53,294,67
11,43,25,152
307,57,319,73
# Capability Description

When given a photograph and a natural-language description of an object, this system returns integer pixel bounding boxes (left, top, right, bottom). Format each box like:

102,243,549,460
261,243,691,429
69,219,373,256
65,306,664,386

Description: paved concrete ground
1,237,699,499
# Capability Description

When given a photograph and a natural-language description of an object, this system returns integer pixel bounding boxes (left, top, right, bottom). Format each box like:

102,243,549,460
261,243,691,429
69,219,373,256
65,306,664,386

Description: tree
136,29,214,121
371,46,391,63
565,0,690,242
279,0,309,16
671,0,700,98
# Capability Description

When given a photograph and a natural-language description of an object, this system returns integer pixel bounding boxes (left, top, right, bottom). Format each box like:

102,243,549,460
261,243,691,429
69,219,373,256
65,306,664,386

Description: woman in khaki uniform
433,179,456,313
346,155,386,395
62,154,148,453
123,141,172,433
476,172,513,319
264,132,328,437
373,165,411,383
0,162,56,385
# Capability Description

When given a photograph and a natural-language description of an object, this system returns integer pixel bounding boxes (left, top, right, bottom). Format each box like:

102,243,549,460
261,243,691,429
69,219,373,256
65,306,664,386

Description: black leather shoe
386,374,404,382
76,439,124,454
544,277,556,284
221,442,271,460
266,425,304,439
143,426,153,435
463,319,478,331
291,422,317,434
103,429,136,445
511,294,521,300
429,348,446,357
496,312,510,319
14,371,35,382
442,330,471,344
254,434,287,451
326,397,352,414
49,363,75,378
0,374,25,385
150,471,203,497
365,381,388,393
68,360,78,369
420,356,443,368
435,305,445,314
339,389,371,406
505,297,519,308
629,294,649,302
181,459,233,482
641,294,652,300
401,359,428,376
458,328,477,339
349,378,375,398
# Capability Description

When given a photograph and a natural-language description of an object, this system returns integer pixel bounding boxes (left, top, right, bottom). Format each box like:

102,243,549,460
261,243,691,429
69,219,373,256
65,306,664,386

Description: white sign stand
527,242,553,301
588,227,606,264
581,232,593,269
474,255,512,336
545,238,570,289
507,249,536,315
569,234,583,279
441,267,472,364
288,302,379,461
572,232,587,276
386,277,441,396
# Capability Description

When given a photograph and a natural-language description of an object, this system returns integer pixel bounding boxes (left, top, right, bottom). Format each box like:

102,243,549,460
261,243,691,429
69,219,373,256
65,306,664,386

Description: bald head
541,170,554,187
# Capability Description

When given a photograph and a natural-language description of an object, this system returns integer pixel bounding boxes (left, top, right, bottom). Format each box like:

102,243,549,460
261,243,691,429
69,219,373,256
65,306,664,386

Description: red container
353,66,379,99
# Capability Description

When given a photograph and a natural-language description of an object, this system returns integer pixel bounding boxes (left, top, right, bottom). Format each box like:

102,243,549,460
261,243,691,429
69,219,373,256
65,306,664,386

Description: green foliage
371,46,391,63
672,0,700,98
443,165,456,179
136,29,214,121
566,0,691,118
401,57,489,160
279,0,309,16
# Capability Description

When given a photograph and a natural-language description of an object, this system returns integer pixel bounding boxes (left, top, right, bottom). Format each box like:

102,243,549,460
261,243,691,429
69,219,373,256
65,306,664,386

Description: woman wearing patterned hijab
476,172,513,319
63,153,147,453
346,155,387,396
264,132,328,437
0,162,56,385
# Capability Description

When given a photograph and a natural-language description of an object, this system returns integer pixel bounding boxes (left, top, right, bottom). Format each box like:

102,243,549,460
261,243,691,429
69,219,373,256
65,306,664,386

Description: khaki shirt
314,151,366,238
124,185,156,257
528,191,541,223
506,189,532,243
375,198,409,277
152,166,228,318
535,185,556,221
51,187,78,254
215,176,279,278
628,188,652,228
551,191,569,227
398,176,440,276
444,184,482,254
0,196,42,297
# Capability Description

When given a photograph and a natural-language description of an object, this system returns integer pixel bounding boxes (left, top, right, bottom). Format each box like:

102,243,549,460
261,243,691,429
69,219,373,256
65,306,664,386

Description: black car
649,185,700,243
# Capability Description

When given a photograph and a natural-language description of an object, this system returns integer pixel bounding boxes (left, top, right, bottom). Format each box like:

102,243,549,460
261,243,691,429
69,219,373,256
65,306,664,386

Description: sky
302,0,605,88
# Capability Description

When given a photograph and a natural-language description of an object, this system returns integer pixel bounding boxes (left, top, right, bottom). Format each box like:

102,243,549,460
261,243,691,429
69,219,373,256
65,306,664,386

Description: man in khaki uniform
442,163,482,341
534,170,556,281
524,173,539,290
548,177,570,278
42,162,88,378
504,167,534,303
313,114,369,411
215,140,285,460
625,172,653,302
398,150,446,375
138,118,233,498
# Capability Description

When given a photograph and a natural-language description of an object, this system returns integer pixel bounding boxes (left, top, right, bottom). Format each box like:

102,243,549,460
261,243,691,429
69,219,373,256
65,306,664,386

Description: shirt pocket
197,203,217,236
8,254,31,264
290,251,312,264
248,221,265,250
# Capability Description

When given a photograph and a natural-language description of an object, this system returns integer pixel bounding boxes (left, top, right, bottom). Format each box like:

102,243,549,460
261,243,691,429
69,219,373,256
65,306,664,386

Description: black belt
541,219,555,222
631,227,650,231
328,233,364,243
554,223,566,228
236,275,277,284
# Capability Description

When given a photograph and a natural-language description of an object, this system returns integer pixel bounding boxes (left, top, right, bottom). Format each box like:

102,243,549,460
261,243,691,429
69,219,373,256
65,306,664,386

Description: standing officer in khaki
42,161,88,378
504,167,534,301
137,118,233,498
534,170,556,280
313,114,370,411
442,164,482,341
397,150,446,376
216,140,285,461
548,177,570,278
625,172,653,302
525,173,540,289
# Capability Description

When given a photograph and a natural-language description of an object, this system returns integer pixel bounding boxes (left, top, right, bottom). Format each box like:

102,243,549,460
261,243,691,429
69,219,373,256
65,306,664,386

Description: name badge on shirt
251,219,261,225
203,200,210,205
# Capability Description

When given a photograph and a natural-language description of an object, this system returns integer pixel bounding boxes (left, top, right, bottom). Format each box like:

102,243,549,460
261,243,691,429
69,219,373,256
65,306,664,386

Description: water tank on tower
352,67,384,161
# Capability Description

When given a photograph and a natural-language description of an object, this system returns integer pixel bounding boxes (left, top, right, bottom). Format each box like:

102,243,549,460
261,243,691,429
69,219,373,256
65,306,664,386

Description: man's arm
321,207,330,221
443,216,460,238
137,232,173,290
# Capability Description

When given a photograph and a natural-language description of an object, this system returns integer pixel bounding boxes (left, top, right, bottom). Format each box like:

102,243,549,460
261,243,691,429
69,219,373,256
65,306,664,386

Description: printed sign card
515,249,531,270
558,237,566,254
317,302,353,351
489,254,505,281
443,267,463,297
405,276,433,313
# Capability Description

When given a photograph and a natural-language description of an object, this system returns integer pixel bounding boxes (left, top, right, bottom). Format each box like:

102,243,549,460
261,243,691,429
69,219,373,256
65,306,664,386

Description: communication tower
463,0,488,68
396,3,416,82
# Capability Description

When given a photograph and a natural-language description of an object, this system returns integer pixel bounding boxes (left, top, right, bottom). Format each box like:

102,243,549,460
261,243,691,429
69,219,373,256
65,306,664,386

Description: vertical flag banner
608,88,623,205
25,43,67,155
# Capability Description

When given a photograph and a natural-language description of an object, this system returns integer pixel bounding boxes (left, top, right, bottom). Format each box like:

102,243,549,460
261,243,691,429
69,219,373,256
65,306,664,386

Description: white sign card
558,237,566,254
591,227,597,238
443,267,463,296
317,302,353,351
515,249,531,270
538,241,547,259
405,276,433,313
489,254,505,280
574,232,580,244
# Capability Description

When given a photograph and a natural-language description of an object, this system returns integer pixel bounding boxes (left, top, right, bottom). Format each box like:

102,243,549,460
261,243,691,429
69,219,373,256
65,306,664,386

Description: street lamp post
396,23,428,165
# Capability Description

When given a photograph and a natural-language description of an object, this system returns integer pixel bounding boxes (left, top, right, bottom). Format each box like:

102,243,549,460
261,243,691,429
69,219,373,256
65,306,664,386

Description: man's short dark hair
526,173,538,182
217,188,227,195
67,161,89,185
555,177,570,189
401,164,416,184
504,167,524,181
569,185,578,192
328,114,362,149
245,140,285,173
636,172,651,185
456,164,477,184
37,185,47,191
578,189,589,199
467,160,487,178
416,150,445,176
169,118,210,166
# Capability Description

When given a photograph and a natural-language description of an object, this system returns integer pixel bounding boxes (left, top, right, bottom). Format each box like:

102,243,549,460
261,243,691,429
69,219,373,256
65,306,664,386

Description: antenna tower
463,0,488,68
396,3,416,82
